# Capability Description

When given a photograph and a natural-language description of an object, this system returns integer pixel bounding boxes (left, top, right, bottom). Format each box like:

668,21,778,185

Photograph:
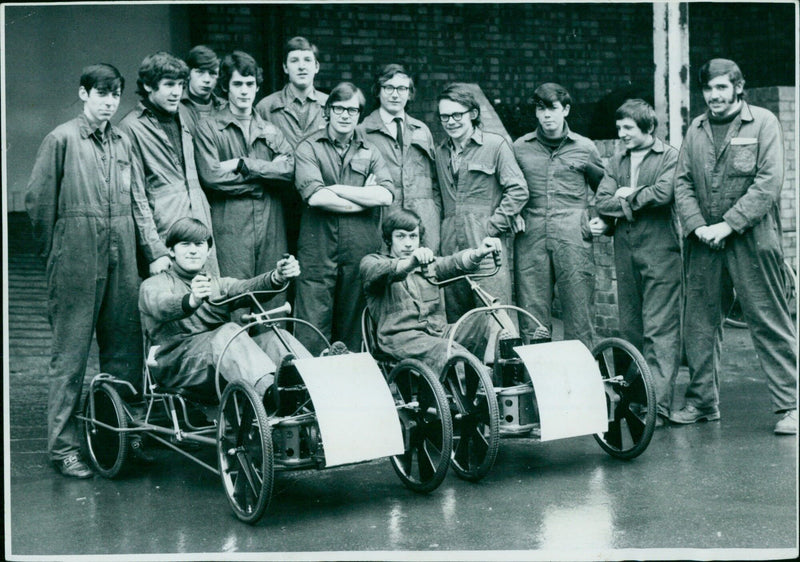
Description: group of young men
25,34,797,481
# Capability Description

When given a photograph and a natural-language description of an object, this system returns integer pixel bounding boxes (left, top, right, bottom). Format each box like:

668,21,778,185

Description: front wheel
441,352,500,482
388,359,453,493
592,338,656,459
83,381,130,478
217,382,274,524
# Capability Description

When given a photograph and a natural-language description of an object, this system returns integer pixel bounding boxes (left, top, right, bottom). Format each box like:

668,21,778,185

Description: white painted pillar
653,1,690,146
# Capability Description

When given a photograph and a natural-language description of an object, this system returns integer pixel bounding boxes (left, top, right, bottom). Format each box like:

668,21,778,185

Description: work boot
774,409,797,435
130,436,155,464
55,454,93,479
669,404,720,424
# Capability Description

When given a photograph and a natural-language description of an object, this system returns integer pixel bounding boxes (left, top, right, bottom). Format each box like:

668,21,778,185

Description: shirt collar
78,113,119,140
697,101,753,127
379,107,405,128
448,127,483,151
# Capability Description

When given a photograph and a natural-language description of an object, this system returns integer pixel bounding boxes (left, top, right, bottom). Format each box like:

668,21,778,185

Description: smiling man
434,83,528,322
293,82,395,354
360,64,441,251
194,50,294,294
673,58,797,433
595,99,681,425
119,51,219,276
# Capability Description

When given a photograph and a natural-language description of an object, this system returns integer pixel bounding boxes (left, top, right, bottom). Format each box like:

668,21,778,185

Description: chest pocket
117,159,132,193
728,139,758,177
465,162,496,200
349,157,371,178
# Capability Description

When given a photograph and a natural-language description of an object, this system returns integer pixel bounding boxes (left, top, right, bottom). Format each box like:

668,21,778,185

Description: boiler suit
435,129,528,322
674,102,797,413
293,128,395,355
118,102,219,275
512,127,604,349
360,109,442,252
25,114,164,462
139,267,310,397
360,250,499,374
595,138,681,417
194,108,294,291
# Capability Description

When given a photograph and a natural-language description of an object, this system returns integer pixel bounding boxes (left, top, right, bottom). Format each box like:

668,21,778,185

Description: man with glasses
360,64,441,251
435,82,528,321
293,82,395,355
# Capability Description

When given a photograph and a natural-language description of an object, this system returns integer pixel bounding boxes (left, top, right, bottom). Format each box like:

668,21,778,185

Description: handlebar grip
492,251,502,268
241,313,255,323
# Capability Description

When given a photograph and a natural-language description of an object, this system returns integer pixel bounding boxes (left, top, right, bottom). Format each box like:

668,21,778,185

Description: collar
446,127,483,151
281,83,320,106
379,107,405,128
78,113,120,141
627,137,665,156
524,123,578,143
180,88,225,110
213,106,256,129
317,126,368,149
697,101,753,127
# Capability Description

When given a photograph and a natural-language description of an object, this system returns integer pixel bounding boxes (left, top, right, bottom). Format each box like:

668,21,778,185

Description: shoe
130,436,155,464
669,404,720,424
774,410,797,435
56,454,93,479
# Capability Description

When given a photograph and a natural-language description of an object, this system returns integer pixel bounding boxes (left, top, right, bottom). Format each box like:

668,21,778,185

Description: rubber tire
441,352,500,482
83,381,129,478
388,359,453,493
217,382,274,524
592,337,656,460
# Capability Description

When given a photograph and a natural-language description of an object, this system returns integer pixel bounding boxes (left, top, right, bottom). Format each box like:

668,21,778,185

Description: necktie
394,117,404,151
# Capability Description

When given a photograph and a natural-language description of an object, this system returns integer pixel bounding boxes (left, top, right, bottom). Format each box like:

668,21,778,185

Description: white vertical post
653,1,690,146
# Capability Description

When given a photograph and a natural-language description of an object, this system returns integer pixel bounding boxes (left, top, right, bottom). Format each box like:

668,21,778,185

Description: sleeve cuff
722,208,749,234
181,293,197,314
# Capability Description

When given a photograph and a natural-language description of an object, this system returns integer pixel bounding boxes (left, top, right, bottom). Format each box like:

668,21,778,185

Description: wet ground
3,213,798,560
5,325,798,561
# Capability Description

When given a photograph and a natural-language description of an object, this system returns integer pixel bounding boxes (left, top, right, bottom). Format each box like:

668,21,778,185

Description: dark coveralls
293,128,395,355
360,110,442,252
512,127,604,348
118,102,219,276
139,267,311,396
255,85,330,257
179,90,227,137
596,138,681,417
435,129,528,322
194,108,294,290
674,102,797,413
360,250,496,374
25,114,164,462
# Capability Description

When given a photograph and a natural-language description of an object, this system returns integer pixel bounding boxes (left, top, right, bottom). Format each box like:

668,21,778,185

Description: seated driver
360,208,512,374
139,217,311,401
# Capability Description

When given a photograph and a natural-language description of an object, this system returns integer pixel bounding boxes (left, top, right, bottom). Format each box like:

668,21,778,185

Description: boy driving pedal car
139,218,311,403
360,208,513,374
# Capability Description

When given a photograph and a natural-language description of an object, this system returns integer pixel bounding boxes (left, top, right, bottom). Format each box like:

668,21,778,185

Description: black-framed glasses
330,105,360,116
438,111,469,123
382,85,410,95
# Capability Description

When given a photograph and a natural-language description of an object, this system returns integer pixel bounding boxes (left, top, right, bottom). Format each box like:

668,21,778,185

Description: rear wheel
441,352,500,482
592,338,656,459
83,381,130,478
388,359,452,493
217,382,274,524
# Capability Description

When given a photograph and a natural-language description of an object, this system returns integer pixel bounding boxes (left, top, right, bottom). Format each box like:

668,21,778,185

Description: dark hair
324,82,366,119
186,45,219,72
437,83,481,127
165,218,213,249
372,63,415,104
382,208,424,246
283,36,319,63
533,82,572,109
80,63,124,95
698,58,745,99
615,99,657,134
136,52,189,98
219,50,263,94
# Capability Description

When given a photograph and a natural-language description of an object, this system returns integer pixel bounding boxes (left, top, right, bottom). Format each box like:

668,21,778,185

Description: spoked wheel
217,382,274,524
441,352,500,482
592,338,656,459
83,381,130,478
388,359,453,493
